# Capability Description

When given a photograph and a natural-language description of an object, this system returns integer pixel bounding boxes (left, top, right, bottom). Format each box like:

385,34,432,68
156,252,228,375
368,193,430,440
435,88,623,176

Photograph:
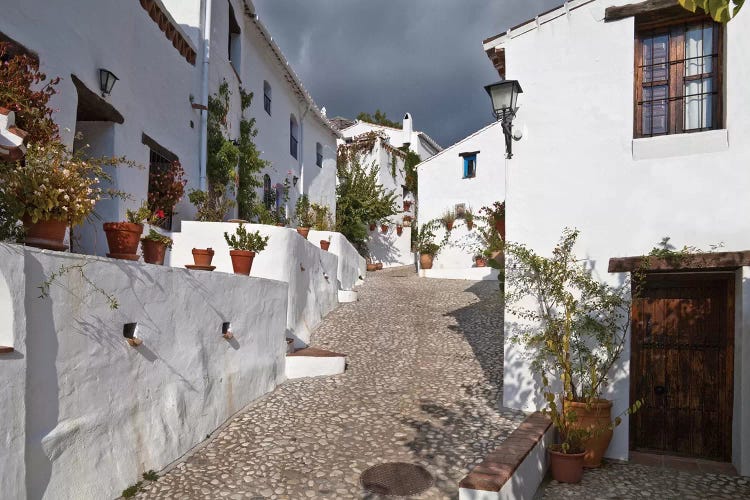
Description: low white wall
0,245,28,500
170,222,339,347
417,221,499,280
1,244,288,500
308,230,366,291
367,226,414,268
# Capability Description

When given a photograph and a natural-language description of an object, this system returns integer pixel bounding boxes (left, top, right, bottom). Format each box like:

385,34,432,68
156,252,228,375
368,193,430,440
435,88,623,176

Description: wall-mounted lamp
123,322,142,347
485,80,523,159
221,322,233,340
292,175,299,187
99,68,119,97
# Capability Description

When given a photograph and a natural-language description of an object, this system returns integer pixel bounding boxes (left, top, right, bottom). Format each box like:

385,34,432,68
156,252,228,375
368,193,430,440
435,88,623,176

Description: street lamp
485,80,523,159
99,68,119,97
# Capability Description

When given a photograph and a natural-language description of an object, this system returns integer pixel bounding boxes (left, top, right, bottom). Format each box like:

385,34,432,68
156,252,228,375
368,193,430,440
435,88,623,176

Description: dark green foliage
122,481,143,498
294,194,314,228
399,147,421,195
142,470,159,481
335,155,397,255
356,109,402,129
224,222,269,252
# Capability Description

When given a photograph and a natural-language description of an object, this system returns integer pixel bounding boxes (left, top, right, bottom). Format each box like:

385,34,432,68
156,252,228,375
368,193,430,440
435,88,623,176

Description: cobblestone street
137,267,523,499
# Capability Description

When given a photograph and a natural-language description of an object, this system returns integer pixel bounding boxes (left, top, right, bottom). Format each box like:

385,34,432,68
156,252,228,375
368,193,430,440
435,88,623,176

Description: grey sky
253,0,561,148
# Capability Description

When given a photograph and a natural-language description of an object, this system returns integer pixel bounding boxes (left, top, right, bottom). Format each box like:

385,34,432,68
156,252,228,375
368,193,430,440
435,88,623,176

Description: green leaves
223,222,269,252
678,0,744,21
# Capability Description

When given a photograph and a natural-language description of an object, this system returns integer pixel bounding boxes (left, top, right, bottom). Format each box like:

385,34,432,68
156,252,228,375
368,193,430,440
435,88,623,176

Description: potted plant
369,221,377,231
416,221,441,270
380,222,388,233
141,228,172,265
474,254,487,267
104,202,151,260
402,215,413,227
320,236,331,251
465,207,475,230
442,210,456,231
403,200,412,211
505,229,642,472
396,224,403,236
147,159,186,229
191,247,214,267
376,262,383,270
294,194,313,239
366,259,377,272
223,222,269,275
481,201,505,239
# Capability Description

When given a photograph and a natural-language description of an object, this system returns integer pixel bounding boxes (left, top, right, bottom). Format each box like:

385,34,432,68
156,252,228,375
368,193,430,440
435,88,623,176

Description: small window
228,2,241,76
459,151,478,179
290,115,299,159
263,81,271,115
316,142,323,167
143,134,179,230
635,14,722,137
263,174,272,209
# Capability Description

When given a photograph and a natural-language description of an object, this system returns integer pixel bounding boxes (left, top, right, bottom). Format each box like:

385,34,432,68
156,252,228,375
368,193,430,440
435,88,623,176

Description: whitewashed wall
340,113,441,159
489,0,750,472
309,230,366,291
169,222,339,347
0,243,288,500
1,0,202,250
366,225,414,268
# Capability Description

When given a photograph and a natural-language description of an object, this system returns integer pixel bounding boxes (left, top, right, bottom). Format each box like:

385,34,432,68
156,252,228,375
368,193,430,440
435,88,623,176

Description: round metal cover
360,462,433,496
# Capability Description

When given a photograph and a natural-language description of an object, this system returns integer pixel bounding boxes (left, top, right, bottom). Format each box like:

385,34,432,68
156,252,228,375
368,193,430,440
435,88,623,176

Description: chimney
402,112,413,135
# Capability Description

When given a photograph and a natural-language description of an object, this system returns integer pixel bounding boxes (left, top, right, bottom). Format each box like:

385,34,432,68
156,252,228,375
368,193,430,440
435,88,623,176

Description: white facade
484,0,750,474
417,122,505,279
162,0,340,221
339,112,442,161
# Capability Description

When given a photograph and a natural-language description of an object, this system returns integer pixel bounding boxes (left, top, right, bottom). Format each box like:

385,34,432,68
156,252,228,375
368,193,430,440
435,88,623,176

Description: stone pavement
537,460,750,499
137,266,525,499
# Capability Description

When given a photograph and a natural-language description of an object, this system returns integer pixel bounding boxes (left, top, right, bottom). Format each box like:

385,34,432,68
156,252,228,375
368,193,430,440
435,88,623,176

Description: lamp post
484,80,523,159
99,69,119,97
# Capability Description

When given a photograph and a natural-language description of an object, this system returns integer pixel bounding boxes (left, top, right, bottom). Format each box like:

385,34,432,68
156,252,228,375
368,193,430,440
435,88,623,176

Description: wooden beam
608,251,750,273
604,0,679,22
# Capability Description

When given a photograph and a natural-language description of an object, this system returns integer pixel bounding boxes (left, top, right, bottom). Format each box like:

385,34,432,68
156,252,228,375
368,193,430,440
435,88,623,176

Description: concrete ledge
459,412,553,500
420,267,499,281
286,347,346,379
337,290,358,303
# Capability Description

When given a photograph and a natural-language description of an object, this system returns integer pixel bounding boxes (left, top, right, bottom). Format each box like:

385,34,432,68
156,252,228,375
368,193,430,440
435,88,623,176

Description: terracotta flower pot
192,248,215,266
396,226,403,236
320,240,330,251
445,221,454,231
296,227,310,239
366,263,377,272
229,249,255,275
565,399,614,468
376,262,383,270
403,201,412,211
103,222,143,260
22,216,67,251
420,254,434,270
369,223,376,231
475,257,487,268
467,220,474,230
141,239,167,265
381,224,388,233
549,448,585,483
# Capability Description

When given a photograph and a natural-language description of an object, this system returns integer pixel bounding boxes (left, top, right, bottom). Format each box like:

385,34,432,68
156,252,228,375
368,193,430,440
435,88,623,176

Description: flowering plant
147,160,186,217
141,228,173,248
0,140,125,226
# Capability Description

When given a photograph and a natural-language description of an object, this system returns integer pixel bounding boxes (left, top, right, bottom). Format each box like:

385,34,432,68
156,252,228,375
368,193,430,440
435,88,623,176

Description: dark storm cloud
253,0,561,148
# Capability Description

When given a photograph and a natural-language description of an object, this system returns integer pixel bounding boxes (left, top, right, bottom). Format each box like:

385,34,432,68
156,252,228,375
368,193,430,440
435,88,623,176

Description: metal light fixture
485,80,523,159
99,68,119,97
292,175,299,187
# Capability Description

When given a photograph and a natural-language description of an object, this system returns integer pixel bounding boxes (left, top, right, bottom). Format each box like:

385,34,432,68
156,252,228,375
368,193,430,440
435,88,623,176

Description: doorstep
285,347,347,379
629,451,738,476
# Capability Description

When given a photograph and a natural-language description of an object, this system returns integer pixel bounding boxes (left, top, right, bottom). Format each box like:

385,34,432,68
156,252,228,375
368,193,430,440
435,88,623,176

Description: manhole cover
360,462,433,496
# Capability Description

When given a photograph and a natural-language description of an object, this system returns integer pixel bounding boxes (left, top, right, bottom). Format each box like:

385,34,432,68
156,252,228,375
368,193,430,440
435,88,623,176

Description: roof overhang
608,251,750,273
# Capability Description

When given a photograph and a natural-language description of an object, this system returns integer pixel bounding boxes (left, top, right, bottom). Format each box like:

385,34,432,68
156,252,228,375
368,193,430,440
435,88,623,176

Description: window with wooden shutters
635,16,723,138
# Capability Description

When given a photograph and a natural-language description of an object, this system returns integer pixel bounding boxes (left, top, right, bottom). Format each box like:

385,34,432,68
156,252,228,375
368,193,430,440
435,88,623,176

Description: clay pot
445,221,454,231
376,262,383,270
103,222,143,260
419,254,434,270
141,239,167,265
403,201,412,211
396,226,403,236
229,249,255,275
494,217,505,240
475,257,487,268
320,240,330,251
565,399,614,468
369,223,376,231
381,224,388,233
467,220,474,230
22,216,67,251
192,248,215,266
296,227,310,239
366,263,377,272
548,448,586,484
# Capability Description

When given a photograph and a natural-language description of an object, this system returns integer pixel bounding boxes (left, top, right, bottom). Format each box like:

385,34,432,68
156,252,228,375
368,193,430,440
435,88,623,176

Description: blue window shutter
463,157,469,178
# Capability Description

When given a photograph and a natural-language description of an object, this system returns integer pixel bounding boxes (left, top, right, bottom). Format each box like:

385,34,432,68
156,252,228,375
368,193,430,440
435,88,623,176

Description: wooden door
630,273,734,461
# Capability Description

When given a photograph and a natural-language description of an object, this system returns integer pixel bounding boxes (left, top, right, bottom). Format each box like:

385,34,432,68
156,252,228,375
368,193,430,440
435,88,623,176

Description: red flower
155,209,165,219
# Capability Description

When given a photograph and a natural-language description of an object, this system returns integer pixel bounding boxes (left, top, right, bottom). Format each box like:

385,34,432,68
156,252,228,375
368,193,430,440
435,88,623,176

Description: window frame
459,151,479,179
263,81,271,116
143,134,179,231
316,142,323,167
290,115,298,159
227,1,241,77
634,13,723,138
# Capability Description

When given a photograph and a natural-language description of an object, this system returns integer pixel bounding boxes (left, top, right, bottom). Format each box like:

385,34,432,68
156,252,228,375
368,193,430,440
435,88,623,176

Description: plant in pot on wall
380,221,388,233
223,222,269,275
140,209,172,265
103,201,152,260
442,210,456,232
415,221,441,270
294,194,314,239
481,201,505,239
396,224,403,236
474,254,487,267
464,207,475,230
320,236,331,251
505,228,642,479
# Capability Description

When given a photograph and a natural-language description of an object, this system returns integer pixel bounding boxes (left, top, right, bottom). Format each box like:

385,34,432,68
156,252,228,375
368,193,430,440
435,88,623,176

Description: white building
336,113,442,160
483,0,750,475
416,122,505,280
